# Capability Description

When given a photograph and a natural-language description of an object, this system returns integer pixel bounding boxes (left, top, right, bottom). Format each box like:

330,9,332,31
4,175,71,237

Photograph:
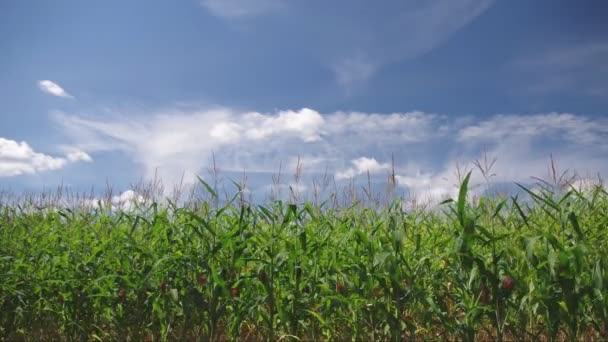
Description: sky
1,0,608,203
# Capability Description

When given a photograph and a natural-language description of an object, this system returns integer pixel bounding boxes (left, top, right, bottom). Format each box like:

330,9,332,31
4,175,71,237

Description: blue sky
1,0,607,203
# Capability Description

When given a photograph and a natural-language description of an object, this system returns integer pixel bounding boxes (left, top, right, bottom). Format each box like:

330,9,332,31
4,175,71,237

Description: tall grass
1,168,607,341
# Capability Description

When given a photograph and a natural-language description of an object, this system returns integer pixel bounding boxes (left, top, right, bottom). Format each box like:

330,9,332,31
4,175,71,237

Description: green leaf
196,176,217,199
512,196,530,228
593,260,603,290
306,310,326,325
558,301,569,315
170,288,179,302
457,171,472,228
568,212,583,239
468,265,479,289
492,199,507,219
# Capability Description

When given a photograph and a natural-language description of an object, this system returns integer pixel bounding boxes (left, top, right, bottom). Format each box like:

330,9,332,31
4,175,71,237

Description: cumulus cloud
37,80,74,99
110,190,149,210
83,190,150,211
0,138,91,177
200,0,284,19
336,157,391,180
66,150,93,163
238,108,325,142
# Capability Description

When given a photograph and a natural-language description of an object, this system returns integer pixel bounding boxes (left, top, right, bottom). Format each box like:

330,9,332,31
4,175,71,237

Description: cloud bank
55,106,608,204
55,107,444,182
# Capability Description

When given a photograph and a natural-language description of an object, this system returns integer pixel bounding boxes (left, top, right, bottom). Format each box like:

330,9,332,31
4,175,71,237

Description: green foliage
1,180,608,341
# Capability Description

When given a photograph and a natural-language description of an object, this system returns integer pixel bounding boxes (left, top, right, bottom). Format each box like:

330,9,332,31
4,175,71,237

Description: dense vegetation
1,173,607,341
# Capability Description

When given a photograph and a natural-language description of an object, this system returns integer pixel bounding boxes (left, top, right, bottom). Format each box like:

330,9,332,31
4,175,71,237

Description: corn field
1,173,608,341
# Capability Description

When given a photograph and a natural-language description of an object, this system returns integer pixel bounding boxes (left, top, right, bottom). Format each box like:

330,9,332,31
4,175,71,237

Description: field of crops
1,173,608,341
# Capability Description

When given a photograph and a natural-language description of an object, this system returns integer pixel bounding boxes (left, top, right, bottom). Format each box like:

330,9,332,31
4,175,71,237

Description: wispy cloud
518,43,608,69
458,113,608,145
37,80,74,99
328,0,494,86
200,0,493,86
200,0,284,19
332,57,378,87
0,137,91,177
513,42,608,96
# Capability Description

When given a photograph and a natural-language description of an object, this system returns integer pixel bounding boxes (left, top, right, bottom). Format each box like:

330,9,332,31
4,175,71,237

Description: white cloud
66,151,93,163
569,177,604,193
336,157,390,180
325,110,444,143
200,0,284,19
240,108,325,142
37,80,74,99
457,114,608,186
401,112,608,203
396,172,442,196
376,111,608,205
111,190,149,210
83,190,150,211
458,113,608,145
55,106,608,206
56,107,443,185
0,138,90,177
394,162,477,206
